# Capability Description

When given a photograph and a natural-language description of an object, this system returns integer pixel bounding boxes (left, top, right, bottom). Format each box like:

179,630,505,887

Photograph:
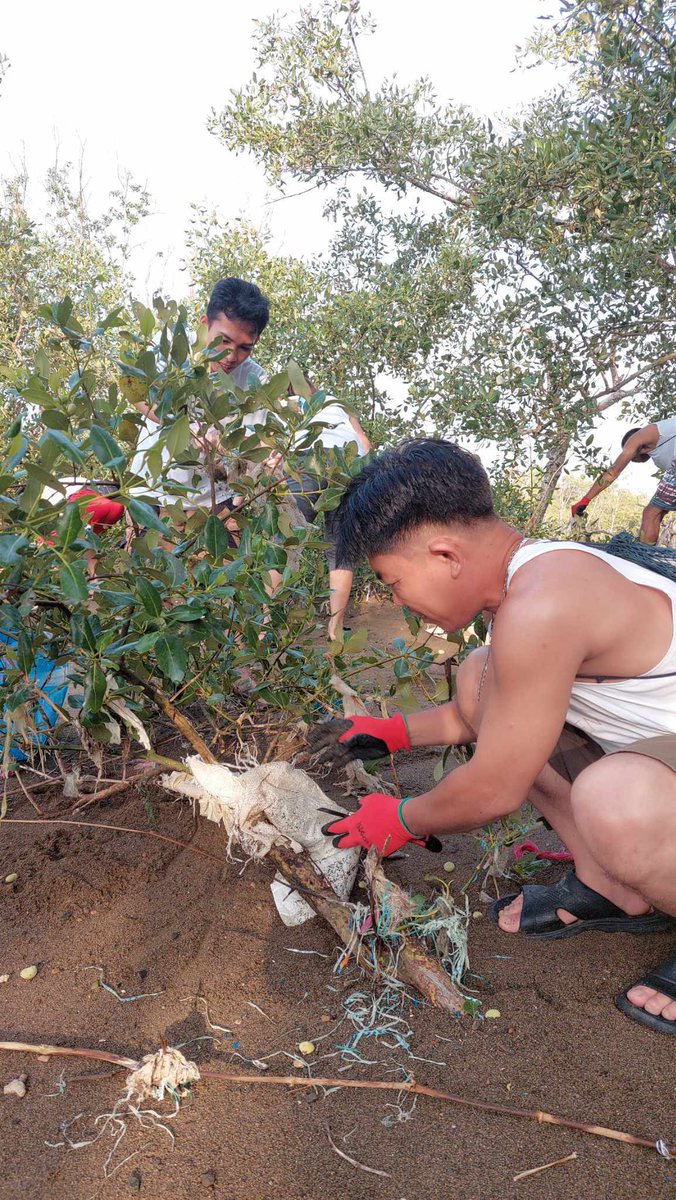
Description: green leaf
23,463,64,493
84,661,107,714
0,534,29,565
130,302,156,340
15,630,35,675
287,359,312,401
3,434,29,469
132,631,162,654
155,634,187,683
56,502,83,549
127,499,171,535
42,429,86,464
171,327,190,366
70,613,98,652
89,426,126,471
59,563,89,602
202,514,230,560
136,576,163,617
164,413,191,459
343,626,368,653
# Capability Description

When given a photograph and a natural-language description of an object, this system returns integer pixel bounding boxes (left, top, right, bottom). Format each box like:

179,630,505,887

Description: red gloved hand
339,713,410,754
68,488,125,536
307,713,410,766
570,496,590,518
322,792,435,856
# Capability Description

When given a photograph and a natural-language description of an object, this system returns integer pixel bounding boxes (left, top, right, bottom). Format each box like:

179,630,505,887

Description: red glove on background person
570,496,591,518
322,792,439,856
307,713,410,766
68,488,125,535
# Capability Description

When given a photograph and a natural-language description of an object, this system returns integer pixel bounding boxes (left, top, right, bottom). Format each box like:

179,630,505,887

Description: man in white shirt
285,380,371,640
129,277,269,511
571,417,676,543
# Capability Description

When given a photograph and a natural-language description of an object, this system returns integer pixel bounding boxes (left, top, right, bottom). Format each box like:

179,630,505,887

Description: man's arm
349,415,371,455
402,595,587,834
571,425,658,516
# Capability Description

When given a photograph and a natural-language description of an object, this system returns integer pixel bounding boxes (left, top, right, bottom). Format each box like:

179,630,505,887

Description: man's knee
454,647,489,731
571,754,659,848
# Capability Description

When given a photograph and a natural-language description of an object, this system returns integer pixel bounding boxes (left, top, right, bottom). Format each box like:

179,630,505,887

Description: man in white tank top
311,439,676,1036
571,417,676,543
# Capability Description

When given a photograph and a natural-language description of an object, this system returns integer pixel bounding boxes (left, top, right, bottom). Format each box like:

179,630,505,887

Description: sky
0,0,651,499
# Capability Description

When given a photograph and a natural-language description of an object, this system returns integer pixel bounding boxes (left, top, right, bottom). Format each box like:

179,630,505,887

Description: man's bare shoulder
509,545,622,600
492,548,611,663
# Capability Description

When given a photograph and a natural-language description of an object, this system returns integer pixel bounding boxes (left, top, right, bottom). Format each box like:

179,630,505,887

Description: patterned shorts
649,464,676,511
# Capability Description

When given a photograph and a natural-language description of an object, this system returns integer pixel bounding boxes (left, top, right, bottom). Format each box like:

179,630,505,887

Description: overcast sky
0,0,652,499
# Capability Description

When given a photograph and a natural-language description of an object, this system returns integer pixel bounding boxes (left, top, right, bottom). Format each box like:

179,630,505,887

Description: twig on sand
0,816,231,869
13,770,45,815
0,1043,673,1157
322,1121,390,1178
72,766,165,812
513,1151,578,1181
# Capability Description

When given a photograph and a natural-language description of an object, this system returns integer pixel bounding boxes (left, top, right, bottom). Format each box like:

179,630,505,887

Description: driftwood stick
1,1042,672,1155
269,843,464,1014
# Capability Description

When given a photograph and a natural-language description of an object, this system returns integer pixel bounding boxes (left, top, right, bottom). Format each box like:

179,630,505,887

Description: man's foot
615,954,676,1033
488,871,671,940
497,885,649,933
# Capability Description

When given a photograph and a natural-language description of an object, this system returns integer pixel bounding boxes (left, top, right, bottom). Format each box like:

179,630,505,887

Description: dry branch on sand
0,1042,673,1159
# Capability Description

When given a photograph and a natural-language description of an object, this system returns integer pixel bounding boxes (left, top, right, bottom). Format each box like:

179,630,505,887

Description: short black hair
206,277,270,337
621,427,642,449
335,438,495,566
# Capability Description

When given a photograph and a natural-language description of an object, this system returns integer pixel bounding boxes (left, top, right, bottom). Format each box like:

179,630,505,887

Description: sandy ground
0,601,674,1200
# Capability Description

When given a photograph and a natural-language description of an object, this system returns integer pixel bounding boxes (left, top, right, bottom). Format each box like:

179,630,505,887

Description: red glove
68,488,125,536
307,712,410,766
570,496,590,518
338,713,410,754
322,792,431,856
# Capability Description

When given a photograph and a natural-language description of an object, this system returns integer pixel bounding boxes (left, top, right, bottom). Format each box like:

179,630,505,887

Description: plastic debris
485,1009,501,1019
19,965,38,981
3,1074,27,1097
162,757,361,926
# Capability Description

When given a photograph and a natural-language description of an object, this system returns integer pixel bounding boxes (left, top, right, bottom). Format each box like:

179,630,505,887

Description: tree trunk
526,428,571,533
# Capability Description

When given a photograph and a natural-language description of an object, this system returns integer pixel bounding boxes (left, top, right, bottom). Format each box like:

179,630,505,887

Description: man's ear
199,314,208,327
428,535,462,577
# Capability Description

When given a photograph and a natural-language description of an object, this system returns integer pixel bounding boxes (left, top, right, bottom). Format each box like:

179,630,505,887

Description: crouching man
309,439,675,1035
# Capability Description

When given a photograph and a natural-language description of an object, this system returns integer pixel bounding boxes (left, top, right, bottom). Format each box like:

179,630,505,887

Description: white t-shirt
649,417,676,473
296,398,365,454
128,358,267,507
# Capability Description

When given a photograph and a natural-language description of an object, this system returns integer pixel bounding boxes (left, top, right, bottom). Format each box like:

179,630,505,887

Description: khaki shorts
549,723,676,783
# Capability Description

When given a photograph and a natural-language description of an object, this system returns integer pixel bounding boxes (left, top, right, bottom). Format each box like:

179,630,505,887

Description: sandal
615,954,676,1035
488,870,673,940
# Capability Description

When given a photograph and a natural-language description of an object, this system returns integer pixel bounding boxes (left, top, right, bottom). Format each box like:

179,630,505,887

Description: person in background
128,277,270,518
571,417,676,543
286,376,371,641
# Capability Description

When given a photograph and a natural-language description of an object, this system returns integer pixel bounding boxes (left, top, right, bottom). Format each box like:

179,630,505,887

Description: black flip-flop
615,954,676,1035
488,870,673,940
